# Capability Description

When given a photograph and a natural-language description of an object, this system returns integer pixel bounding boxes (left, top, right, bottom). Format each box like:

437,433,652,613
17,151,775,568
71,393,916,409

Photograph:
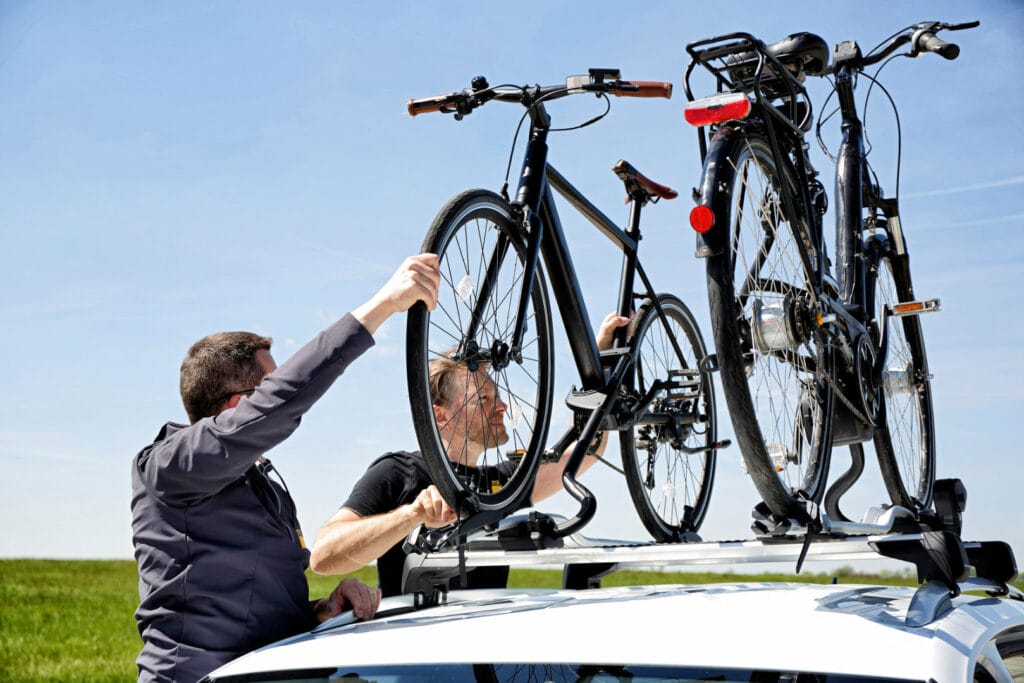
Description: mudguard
692,126,742,259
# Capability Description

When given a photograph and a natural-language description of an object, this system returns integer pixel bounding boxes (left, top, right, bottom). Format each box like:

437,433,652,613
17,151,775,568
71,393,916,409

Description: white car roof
208,581,1024,681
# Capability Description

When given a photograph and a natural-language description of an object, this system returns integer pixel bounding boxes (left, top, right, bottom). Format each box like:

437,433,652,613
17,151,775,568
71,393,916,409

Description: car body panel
206,582,1024,681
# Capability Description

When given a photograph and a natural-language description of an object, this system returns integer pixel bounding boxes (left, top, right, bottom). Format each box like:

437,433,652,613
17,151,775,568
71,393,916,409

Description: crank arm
664,438,731,455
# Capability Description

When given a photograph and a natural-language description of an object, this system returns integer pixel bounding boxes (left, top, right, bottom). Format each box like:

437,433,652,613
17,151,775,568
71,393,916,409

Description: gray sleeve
135,313,374,503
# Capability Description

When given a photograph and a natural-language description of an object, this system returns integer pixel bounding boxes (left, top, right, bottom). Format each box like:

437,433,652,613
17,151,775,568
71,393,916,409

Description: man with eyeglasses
131,254,440,683
308,313,629,597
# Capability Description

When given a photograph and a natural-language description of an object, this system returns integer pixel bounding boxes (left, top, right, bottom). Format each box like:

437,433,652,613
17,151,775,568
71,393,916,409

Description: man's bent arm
311,484,455,575
309,506,422,576
531,431,609,503
135,315,374,503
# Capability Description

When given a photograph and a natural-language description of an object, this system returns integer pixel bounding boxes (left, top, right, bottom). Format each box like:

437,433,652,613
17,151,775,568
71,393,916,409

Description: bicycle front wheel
620,294,717,541
870,248,936,510
406,189,554,517
702,130,835,520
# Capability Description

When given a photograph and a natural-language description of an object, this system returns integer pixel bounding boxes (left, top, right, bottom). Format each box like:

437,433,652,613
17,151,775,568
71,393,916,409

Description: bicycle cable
814,79,840,163
594,450,626,476
500,87,613,200
863,58,904,201
865,25,915,62
814,55,906,203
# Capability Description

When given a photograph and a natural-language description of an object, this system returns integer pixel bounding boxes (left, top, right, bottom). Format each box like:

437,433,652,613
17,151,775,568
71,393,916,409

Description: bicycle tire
620,293,717,540
702,129,835,520
406,189,554,516
868,245,936,510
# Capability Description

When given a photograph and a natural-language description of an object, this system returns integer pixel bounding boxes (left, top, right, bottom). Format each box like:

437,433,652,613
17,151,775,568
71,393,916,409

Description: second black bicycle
683,21,977,527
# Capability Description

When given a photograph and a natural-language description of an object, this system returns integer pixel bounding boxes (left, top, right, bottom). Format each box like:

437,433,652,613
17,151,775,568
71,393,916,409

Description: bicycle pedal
666,369,701,400
889,298,941,318
566,388,607,412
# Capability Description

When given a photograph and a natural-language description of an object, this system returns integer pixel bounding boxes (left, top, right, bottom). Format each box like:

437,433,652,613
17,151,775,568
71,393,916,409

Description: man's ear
433,403,448,427
225,393,244,410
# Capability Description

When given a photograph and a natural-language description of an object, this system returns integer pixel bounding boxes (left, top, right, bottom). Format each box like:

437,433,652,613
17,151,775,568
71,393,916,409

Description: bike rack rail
402,480,1019,623
403,516,1017,599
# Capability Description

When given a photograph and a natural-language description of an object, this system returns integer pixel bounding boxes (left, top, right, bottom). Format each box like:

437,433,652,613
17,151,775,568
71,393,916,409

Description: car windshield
209,663,924,682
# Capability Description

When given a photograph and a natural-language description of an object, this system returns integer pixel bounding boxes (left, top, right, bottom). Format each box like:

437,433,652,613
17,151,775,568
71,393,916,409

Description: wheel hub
750,294,808,352
490,340,513,371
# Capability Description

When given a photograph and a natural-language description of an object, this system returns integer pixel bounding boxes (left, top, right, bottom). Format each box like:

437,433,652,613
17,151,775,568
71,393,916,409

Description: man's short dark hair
179,332,272,423
428,355,465,407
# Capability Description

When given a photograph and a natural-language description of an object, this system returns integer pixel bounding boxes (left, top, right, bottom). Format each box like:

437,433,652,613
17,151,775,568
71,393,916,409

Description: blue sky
2,1,1021,575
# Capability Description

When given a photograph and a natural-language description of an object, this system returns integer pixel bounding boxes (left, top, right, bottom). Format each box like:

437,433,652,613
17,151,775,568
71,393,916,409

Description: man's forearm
310,507,421,575
532,432,608,503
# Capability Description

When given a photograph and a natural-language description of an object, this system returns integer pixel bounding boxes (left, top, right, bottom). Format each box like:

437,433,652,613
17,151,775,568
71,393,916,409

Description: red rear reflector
684,92,752,127
690,205,715,233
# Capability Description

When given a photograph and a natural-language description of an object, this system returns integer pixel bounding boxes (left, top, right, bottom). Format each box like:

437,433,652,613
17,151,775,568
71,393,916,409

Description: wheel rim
874,257,933,506
724,139,831,503
627,298,715,535
420,199,552,510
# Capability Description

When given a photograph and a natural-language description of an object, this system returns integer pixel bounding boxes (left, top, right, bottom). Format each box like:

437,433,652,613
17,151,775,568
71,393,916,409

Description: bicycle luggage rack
402,480,1019,618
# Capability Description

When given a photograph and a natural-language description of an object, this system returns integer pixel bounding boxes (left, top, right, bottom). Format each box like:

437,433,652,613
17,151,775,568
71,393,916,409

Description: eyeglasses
216,388,256,406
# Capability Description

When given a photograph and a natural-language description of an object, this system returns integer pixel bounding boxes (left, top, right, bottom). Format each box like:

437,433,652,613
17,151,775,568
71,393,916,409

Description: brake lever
944,20,981,32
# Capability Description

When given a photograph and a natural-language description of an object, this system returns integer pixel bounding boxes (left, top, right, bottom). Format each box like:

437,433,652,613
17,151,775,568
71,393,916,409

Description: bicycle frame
834,55,873,312
680,22,967,525
687,35,893,376
468,98,685,536
409,73,715,543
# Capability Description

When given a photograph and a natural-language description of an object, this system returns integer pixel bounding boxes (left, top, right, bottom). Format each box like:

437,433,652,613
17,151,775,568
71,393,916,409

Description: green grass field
1,559,1019,682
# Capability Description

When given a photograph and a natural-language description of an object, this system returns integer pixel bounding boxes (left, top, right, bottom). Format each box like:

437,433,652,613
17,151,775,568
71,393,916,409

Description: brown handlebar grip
614,81,673,99
407,96,449,116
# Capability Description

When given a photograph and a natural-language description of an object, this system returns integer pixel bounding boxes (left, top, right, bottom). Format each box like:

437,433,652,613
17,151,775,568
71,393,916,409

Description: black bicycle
405,70,723,542
682,21,977,527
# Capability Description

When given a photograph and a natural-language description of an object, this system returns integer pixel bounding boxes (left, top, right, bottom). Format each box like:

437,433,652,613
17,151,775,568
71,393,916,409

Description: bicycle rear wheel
702,130,834,520
869,246,936,510
620,294,716,541
406,189,554,516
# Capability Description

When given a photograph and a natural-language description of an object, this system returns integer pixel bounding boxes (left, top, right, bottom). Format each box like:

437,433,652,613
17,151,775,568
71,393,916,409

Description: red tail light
690,205,715,234
684,92,752,127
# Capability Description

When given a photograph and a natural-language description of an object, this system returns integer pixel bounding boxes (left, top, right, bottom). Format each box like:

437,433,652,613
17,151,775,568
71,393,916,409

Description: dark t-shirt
341,450,516,596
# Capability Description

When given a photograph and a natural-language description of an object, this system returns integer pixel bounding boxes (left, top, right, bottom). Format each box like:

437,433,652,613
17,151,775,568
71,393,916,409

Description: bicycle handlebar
613,80,674,98
407,73,672,117
913,30,959,60
407,95,454,117
855,20,978,69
